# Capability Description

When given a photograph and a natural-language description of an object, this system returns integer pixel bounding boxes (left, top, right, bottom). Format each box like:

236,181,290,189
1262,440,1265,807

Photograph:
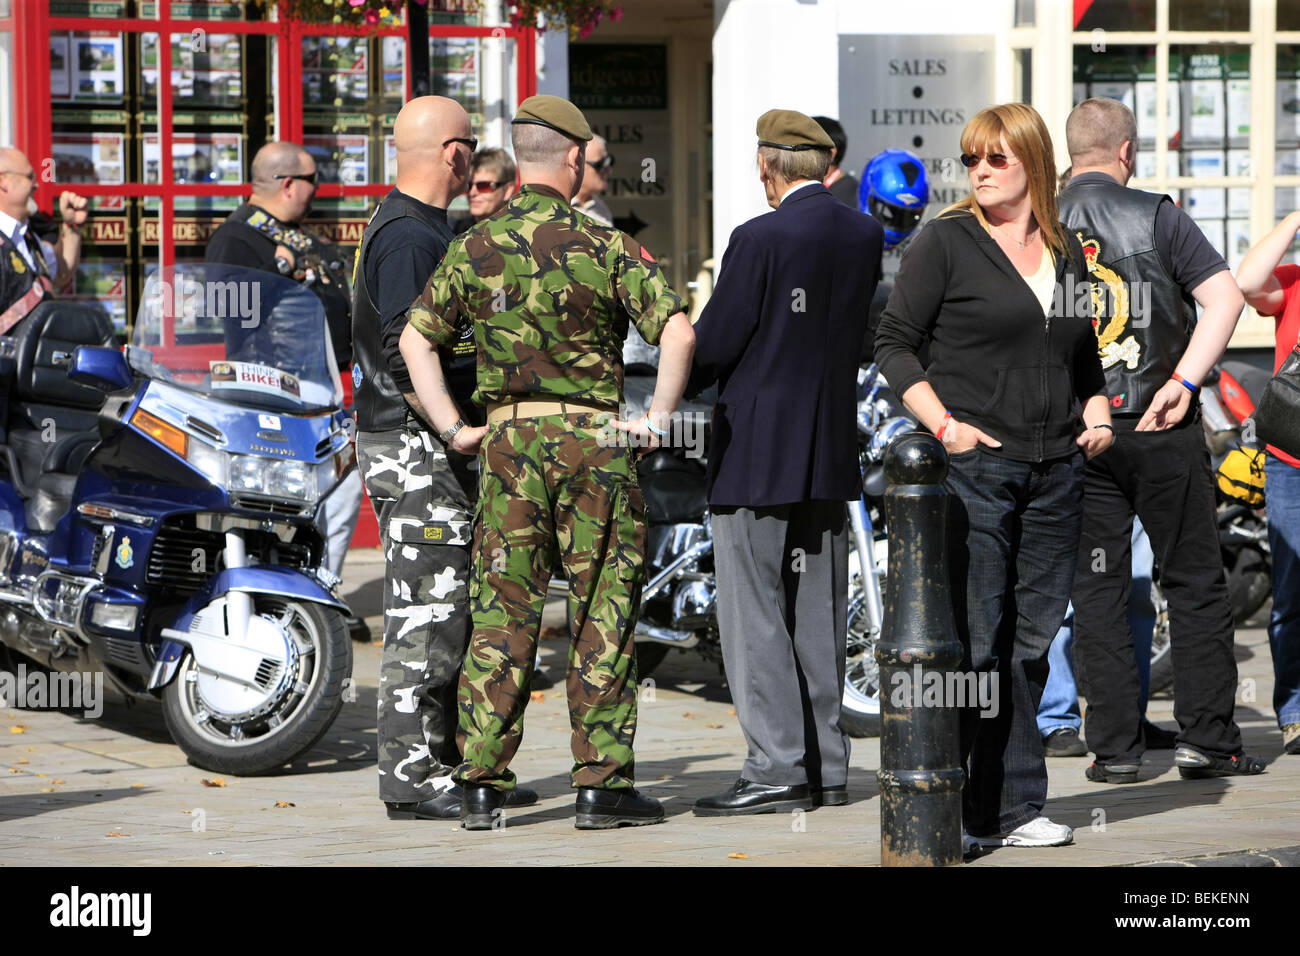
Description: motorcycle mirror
68,346,133,392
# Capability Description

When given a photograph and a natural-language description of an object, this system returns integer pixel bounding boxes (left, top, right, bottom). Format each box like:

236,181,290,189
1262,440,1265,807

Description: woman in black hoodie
875,102,1112,853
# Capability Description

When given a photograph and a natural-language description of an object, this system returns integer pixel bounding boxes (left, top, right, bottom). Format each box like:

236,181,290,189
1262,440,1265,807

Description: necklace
989,220,1037,250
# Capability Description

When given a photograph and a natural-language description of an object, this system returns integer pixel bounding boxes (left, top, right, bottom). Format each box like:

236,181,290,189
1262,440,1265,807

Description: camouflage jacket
407,184,683,409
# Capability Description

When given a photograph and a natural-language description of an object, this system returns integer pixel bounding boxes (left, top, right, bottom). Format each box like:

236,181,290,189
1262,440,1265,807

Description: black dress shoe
693,778,813,816
387,784,539,821
811,784,848,807
574,787,665,829
461,784,511,830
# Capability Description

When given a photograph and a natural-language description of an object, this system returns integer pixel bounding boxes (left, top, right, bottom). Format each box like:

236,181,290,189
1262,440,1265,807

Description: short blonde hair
941,102,1068,258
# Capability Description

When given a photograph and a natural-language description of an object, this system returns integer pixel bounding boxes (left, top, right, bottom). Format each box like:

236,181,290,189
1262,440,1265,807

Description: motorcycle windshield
132,263,343,413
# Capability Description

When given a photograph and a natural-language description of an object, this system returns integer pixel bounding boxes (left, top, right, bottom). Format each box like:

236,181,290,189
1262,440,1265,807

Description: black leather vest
1058,178,1198,417
351,190,438,433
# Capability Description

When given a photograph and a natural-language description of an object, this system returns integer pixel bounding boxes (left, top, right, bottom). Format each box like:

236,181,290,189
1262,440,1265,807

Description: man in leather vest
1059,98,1264,782
352,96,538,821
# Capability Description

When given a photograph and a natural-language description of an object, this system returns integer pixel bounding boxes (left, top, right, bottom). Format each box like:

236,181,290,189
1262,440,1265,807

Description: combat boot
460,784,512,830
574,787,665,829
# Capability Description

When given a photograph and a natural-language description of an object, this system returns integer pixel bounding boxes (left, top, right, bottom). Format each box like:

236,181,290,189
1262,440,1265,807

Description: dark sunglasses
444,137,479,152
960,152,1013,169
274,171,318,186
469,179,510,194
586,155,615,173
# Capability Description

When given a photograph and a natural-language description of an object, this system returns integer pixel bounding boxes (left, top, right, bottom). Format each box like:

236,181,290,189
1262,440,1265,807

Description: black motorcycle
623,366,914,738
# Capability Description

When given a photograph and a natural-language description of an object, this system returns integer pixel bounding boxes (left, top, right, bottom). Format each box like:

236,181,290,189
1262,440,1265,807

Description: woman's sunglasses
587,156,615,174
960,152,1013,169
469,179,510,194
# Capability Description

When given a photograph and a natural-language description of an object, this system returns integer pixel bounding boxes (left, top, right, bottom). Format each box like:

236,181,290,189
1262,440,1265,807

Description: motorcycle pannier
1216,447,1266,508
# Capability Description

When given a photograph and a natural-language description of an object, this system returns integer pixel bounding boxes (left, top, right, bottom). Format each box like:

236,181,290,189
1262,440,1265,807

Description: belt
486,398,617,427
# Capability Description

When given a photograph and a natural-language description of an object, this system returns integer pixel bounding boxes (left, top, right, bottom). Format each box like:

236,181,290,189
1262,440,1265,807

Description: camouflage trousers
356,426,477,804
454,413,645,792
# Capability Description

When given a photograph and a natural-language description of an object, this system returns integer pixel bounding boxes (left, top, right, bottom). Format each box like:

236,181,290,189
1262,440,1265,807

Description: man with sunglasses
207,141,366,640
0,146,90,331
451,148,517,235
574,135,615,226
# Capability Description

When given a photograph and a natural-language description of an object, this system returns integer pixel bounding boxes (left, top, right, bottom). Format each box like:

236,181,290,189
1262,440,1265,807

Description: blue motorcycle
0,264,354,774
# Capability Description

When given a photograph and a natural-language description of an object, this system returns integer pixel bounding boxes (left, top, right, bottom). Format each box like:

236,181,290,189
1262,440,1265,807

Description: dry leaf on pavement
14,758,28,764
682,713,696,718
200,777,228,788
273,800,295,808
9,725,27,734
529,691,546,703
705,724,723,729
105,831,130,838
727,852,749,859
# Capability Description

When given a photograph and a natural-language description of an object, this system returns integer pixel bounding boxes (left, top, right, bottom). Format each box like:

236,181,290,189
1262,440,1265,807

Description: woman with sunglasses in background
452,148,518,234
875,103,1113,854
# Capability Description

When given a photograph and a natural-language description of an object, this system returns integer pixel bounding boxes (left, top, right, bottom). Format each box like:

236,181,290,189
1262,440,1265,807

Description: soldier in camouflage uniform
352,96,538,819
400,94,696,830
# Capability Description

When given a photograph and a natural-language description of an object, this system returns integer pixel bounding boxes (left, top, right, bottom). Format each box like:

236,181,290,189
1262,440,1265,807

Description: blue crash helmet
860,148,929,249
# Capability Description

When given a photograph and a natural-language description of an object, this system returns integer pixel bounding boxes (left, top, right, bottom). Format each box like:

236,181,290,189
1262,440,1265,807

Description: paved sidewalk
0,547,1296,866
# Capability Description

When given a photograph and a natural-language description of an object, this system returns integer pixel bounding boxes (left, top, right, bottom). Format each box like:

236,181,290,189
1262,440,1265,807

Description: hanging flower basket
258,0,624,38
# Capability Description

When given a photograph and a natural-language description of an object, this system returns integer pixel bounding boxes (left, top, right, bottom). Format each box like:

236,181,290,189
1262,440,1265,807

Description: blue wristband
642,415,670,438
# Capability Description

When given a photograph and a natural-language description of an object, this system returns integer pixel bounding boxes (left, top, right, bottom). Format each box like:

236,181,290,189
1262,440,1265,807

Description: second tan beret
756,109,835,151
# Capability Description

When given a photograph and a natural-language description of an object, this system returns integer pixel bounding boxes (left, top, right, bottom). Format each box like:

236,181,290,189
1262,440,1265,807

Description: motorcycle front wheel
841,536,884,738
161,596,351,775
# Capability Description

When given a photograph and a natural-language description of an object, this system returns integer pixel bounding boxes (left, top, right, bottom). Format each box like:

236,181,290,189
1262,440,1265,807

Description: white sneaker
975,816,1073,848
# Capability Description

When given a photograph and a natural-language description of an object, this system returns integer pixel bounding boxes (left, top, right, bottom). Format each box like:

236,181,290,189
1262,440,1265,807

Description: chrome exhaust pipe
635,620,699,647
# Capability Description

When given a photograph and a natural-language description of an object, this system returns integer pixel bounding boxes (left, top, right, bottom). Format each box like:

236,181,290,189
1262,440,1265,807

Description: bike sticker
352,364,362,389
258,413,282,430
115,536,134,570
210,361,302,400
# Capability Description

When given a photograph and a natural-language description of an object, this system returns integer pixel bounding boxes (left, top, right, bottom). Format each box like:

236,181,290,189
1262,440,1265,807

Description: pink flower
364,7,378,22
348,0,365,6
578,22,594,37
610,6,623,21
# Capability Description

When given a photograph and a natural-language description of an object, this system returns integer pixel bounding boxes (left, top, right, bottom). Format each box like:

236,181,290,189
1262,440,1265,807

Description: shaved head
251,141,312,192
1066,98,1138,167
394,95,471,156
392,96,474,207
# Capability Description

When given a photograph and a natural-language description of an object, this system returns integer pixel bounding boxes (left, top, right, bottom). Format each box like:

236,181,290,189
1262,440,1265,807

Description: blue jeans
1265,456,1300,729
944,447,1086,835
1038,521,1156,734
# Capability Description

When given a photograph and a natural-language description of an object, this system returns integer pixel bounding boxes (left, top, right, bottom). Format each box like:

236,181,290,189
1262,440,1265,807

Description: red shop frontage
0,0,538,546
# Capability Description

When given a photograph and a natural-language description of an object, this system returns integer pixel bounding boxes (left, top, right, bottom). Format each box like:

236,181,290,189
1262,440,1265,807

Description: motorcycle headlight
266,459,316,503
186,440,228,487
230,457,265,494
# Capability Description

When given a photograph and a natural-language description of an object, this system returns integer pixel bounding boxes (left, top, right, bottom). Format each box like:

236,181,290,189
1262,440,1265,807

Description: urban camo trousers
356,426,477,804
453,413,645,792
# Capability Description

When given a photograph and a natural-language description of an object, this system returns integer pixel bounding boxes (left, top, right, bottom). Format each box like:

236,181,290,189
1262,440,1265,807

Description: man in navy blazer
689,110,884,816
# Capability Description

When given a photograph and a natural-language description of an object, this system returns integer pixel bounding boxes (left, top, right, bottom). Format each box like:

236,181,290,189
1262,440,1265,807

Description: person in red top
1236,212,1300,755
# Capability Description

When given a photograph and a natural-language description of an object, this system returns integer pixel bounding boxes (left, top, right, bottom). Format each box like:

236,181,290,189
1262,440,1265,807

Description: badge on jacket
10,251,26,275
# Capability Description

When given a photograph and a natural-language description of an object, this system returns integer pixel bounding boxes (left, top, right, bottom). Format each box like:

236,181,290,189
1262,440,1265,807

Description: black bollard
876,432,965,866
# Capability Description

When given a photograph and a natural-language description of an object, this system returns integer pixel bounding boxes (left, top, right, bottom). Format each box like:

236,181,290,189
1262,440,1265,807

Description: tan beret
511,94,593,142
756,109,835,152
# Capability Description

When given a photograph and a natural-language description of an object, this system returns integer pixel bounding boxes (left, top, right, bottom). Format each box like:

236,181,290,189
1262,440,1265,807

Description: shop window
1169,0,1249,32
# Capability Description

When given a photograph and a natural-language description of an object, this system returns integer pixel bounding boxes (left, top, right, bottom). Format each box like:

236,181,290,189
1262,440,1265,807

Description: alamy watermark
596,401,707,459
0,664,103,719
148,276,262,329
888,663,999,719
